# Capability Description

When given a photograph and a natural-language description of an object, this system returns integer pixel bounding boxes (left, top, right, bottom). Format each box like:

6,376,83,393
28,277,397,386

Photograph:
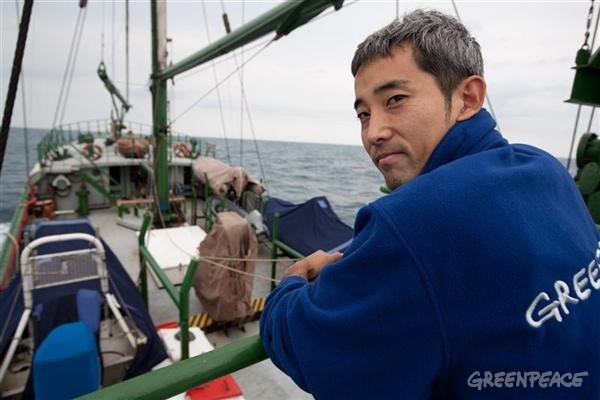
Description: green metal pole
138,213,152,305
77,336,267,400
191,175,197,225
140,245,180,307
270,213,280,291
157,0,345,81
151,0,170,213
0,188,27,288
179,259,198,360
76,184,90,216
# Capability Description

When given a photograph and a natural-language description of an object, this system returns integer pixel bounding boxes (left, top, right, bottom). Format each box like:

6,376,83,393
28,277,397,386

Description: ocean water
0,127,576,246
0,128,385,233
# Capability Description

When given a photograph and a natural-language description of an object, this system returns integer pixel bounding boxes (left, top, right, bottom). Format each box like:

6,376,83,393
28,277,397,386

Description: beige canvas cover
192,156,264,200
116,136,149,158
194,212,258,323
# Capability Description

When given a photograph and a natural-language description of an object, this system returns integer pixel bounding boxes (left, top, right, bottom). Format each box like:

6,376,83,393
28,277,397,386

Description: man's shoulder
370,142,572,224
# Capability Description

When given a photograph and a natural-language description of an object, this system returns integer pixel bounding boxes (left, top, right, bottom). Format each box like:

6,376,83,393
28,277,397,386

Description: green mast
149,0,345,221
150,0,170,216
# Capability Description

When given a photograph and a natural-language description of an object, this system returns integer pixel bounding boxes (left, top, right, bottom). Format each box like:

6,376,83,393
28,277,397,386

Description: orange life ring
83,143,103,160
173,142,191,158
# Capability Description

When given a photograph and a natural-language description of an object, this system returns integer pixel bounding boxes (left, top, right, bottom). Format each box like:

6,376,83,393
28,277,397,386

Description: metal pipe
157,0,343,81
179,258,198,360
138,213,151,305
0,309,32,384
0,188,27,289
105,293,137,349
270,212,280,291
77,335,267,400
139,245,180,307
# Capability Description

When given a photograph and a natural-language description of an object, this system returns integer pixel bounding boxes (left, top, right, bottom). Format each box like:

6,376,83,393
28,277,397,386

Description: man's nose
365,112,394,145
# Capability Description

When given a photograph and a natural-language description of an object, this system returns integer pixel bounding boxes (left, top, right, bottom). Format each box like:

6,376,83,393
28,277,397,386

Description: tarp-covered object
0,219,167,390
264,196,354,256
116,136,149,158
192,156,264,200
194,212,257,322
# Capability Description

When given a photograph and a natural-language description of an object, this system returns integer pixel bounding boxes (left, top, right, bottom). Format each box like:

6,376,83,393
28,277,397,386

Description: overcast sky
1,1,598,158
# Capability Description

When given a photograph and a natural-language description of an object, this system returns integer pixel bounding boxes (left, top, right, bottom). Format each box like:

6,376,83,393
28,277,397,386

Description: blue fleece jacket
260,109,600,399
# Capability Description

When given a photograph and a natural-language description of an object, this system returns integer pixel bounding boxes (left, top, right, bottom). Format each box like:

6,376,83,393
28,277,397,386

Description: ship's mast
150,0,170,218
149,0,346,224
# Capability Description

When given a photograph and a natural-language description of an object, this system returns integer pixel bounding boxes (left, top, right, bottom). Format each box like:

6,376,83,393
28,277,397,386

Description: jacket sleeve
259,205,447,399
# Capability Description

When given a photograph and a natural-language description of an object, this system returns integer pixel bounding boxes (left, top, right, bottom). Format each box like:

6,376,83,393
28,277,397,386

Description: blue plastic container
33,321,100,400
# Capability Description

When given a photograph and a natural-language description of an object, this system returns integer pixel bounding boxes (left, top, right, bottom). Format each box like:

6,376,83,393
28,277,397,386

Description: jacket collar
421,108,506,175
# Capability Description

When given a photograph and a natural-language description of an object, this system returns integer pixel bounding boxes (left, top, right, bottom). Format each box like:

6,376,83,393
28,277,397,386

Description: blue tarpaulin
0,219,167,398
264,196,353,256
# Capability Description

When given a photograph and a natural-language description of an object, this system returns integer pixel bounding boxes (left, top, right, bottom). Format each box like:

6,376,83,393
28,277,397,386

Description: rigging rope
101,1,105,62
218,0,269,192
151,225,290,284
177,39,272,82
15,0,31,177
58,7,88,129
0,0,34,173
239,1,246,168
169,39,273,126
201,0,232,164
567,0,597,171
125,0,130,102
51,7,84,129
586,2,599,133
111,0,115,79
566,105,583,172
587,107,596,133
450,0,501,132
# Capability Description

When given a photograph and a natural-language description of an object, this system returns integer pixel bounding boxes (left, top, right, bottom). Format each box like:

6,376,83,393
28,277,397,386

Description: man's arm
283,250,343,281
259,205,446,398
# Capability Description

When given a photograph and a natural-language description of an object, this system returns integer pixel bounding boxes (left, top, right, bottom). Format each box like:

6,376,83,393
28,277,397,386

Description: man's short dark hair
351,10,484,105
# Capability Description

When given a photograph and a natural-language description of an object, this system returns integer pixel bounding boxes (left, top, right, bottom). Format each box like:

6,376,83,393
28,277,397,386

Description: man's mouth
375,152,404,167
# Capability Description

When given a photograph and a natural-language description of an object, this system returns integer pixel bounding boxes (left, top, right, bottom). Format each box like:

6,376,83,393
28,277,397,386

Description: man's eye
356,111,370,122
387,95,406,106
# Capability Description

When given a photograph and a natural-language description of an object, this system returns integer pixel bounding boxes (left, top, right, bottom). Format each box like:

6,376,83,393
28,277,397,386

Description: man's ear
455,76,486,121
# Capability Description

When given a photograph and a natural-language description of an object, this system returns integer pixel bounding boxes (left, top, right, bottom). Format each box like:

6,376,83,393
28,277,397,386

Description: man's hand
283,250,343,281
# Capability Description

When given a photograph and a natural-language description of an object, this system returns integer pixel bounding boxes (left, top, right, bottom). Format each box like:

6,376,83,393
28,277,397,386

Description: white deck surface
88,206,311,400
143,225,207,286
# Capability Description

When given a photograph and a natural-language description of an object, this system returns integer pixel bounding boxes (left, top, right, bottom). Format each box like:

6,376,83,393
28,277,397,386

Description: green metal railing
137,213,198,359
270,212,304,290
0,188,28,288
78,336,267,400
36,119,216,166
75,213,269,400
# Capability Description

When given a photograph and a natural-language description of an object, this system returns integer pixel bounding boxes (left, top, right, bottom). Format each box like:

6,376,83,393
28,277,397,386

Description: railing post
179,258,198,360
270,212,280,291
138,213,152,305
191,175,197,225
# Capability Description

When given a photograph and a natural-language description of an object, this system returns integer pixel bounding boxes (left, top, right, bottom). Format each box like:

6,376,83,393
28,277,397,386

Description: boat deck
87,206,311,399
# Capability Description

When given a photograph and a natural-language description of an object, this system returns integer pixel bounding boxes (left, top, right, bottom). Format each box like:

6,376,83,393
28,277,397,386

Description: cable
177,38,272,82
450,0,500,131
0,0,34,173
169,40,273,126
567,105,583,171
155,225,285,284
51,8,83,130
587,107,596,133
58,7,88,128
15,0,31,178
585,2,599,133
201,0,232,164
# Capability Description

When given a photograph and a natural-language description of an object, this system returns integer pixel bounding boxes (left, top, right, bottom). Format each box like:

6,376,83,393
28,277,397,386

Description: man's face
354,45,459,190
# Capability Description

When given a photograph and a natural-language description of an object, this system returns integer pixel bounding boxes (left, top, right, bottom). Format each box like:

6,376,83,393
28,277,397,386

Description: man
260,10,600,399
